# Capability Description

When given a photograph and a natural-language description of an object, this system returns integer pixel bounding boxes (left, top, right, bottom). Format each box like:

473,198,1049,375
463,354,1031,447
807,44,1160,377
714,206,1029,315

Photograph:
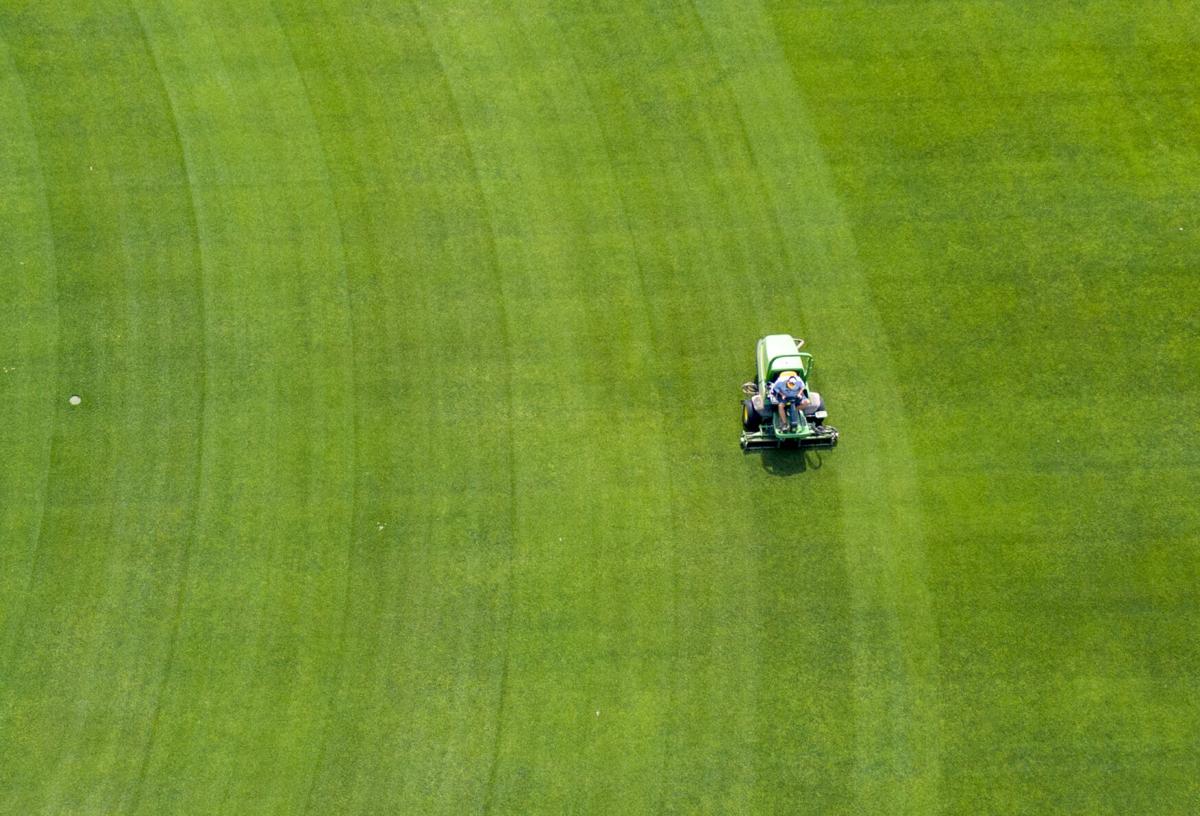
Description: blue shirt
770,374,806,404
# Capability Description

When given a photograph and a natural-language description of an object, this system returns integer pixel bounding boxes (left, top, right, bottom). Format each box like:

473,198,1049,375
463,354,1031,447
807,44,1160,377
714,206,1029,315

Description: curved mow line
123,4,209,812
259,3,363,813
408,6,519,814
687,1,941,810
681,1,789,313
533,7,683,812
0,23,63,664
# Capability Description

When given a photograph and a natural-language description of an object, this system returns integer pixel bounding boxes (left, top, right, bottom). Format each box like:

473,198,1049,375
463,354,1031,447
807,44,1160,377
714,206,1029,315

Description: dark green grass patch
770,1,1200,811
0,2,1196,814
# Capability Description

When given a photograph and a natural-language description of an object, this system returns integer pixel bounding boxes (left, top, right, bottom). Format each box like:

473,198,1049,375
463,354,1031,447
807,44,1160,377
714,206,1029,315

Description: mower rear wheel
742,399,761,431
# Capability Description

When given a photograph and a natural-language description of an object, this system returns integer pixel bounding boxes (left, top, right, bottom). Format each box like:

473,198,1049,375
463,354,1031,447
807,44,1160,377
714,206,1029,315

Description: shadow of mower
751,446,827,477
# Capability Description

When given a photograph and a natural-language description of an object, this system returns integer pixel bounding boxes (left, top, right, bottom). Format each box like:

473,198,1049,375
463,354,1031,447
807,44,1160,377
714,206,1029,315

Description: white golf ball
68,395,82,406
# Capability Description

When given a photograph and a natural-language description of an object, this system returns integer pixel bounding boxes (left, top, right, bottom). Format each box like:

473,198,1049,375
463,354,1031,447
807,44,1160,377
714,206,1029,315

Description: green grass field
2,2,1198,813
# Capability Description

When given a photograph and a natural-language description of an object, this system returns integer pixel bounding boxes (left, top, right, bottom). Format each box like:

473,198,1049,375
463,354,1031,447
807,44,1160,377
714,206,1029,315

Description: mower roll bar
765,351,814,379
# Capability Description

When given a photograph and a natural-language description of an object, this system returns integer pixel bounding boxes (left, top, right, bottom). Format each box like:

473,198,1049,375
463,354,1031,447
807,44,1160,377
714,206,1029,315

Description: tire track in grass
106,14,252,810
409,10,534,812
113,8,239,810
0,31,68,808
232,6,388,807
693,3,941,812
124,4,208,811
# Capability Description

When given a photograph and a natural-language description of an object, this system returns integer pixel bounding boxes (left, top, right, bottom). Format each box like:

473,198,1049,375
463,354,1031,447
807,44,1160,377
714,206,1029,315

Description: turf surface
1,1,1197,813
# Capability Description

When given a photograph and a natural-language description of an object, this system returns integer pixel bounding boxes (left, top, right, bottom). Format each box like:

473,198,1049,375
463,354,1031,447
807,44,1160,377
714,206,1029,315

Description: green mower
740,333,839,450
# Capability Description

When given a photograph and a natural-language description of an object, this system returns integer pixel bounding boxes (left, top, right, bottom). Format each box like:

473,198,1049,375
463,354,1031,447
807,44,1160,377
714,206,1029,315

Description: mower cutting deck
740,334,839,450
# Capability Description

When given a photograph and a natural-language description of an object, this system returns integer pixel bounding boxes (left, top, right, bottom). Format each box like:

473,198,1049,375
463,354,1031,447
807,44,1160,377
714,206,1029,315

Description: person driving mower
768,370,810,432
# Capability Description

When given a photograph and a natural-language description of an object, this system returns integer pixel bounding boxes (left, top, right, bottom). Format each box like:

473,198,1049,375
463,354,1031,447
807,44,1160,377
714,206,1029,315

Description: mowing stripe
0,23,60,661
692,3,942,812
0,4,213,811
542,9,771,809
262,3,519,811
419,4,682,811
405,10,516,811
522,6,687,812
545,6,854,810
423,3,854,811
264,6,362,812
0,5,209,811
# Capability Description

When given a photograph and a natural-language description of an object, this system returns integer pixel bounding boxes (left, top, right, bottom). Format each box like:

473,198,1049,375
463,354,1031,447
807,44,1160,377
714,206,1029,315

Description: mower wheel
742,399,761,431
